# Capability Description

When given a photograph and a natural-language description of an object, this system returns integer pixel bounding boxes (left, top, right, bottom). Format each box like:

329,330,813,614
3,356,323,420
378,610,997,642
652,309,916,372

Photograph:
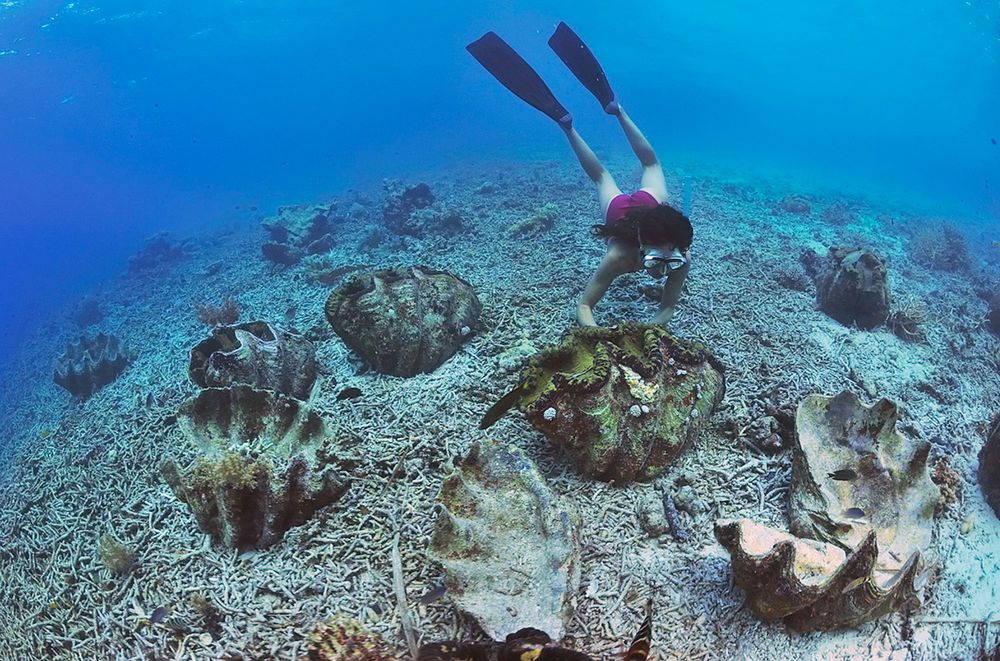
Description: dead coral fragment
162,386,348,550
307,615,398,660
97,533,136,576
887,295,927,342
53,333,132,399
714,518,924,631
482,323,725,482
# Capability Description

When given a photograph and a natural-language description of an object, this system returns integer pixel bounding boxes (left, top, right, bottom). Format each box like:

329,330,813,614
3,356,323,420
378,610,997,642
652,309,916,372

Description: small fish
284,306,297,323
416,583,447,604
992,137,997,145
828,469,857,481
841,576,867,594
149,606,168,624
844,507,866,519
992,241,1000,249
250,205,259,211
336,387,363,401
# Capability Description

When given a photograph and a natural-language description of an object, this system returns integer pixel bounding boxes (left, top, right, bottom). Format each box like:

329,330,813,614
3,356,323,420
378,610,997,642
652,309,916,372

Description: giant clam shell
714,519,924,631
714,391,939,631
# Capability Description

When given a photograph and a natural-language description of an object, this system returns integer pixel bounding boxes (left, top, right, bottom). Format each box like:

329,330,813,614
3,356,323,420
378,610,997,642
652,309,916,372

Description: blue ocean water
0,0,997,364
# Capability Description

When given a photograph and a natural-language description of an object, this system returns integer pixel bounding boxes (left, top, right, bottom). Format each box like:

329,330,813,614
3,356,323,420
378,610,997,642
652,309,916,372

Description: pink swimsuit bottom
605,189,659,223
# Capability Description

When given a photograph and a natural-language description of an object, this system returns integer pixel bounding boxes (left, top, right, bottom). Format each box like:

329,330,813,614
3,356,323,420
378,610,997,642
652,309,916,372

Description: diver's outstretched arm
577,240,636,326
653,252,691,326
561,123,623,214
616,107,668,201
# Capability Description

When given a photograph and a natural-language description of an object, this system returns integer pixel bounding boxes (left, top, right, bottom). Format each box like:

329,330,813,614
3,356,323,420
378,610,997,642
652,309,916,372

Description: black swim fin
466,31,572,125
547,21,618,114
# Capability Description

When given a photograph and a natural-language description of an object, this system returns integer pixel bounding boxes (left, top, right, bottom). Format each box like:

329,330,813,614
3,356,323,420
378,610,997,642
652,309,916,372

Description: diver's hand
576,303,597,327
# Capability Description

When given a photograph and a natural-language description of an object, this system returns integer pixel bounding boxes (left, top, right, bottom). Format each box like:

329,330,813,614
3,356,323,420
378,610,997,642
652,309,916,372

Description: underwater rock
262,203,336,245
307,615,397,660
189,321,318,400
127,233,188,272
481,324,725,483
382,180,434,234
714,390,940,631
714,518,925,631
380,180,462,236
262,242,300,266
260,203,339,265
162,386,348,550
53,333,132,399
324,266,481,377
814,247,891,329
980,414,1000,519
427,441,581,641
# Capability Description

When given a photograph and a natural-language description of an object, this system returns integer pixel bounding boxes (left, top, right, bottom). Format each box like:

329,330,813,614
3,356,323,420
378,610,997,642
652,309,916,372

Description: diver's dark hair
591,204,693,250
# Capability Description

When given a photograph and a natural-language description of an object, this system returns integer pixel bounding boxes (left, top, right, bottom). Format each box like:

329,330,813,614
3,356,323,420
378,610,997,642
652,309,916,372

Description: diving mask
643,247,687,277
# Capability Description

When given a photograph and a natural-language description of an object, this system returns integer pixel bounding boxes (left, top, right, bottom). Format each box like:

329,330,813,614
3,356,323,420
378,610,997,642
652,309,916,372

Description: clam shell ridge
714,518,923,631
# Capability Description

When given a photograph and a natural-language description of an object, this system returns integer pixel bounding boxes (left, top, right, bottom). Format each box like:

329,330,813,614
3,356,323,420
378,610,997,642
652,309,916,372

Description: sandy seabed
0,156,997,660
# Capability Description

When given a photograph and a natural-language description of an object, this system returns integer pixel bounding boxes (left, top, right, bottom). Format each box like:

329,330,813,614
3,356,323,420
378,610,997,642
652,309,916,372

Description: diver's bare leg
615,107,668,202
561,123,623,215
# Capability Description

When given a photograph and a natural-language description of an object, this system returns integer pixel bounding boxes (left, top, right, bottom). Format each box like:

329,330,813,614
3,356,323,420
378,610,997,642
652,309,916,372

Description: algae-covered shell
482,323,724,482
714,518,923,631
324,266,481,377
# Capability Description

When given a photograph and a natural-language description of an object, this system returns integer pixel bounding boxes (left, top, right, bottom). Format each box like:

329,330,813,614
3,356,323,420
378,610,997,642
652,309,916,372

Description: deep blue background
1,0,998,364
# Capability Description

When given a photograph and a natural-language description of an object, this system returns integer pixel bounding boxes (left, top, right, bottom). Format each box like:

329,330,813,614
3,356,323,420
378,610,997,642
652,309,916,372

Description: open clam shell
715,518,924,631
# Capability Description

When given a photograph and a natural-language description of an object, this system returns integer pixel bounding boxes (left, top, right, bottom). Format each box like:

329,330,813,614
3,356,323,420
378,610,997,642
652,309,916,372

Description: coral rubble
481,323,725,482
53,333,132,398
324,267,481,376
980,414,1000,519
715,391,939,631
189,321,318,400
427,441,581,640
161,386,349,550
813,247,891,329
909,223,971,273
